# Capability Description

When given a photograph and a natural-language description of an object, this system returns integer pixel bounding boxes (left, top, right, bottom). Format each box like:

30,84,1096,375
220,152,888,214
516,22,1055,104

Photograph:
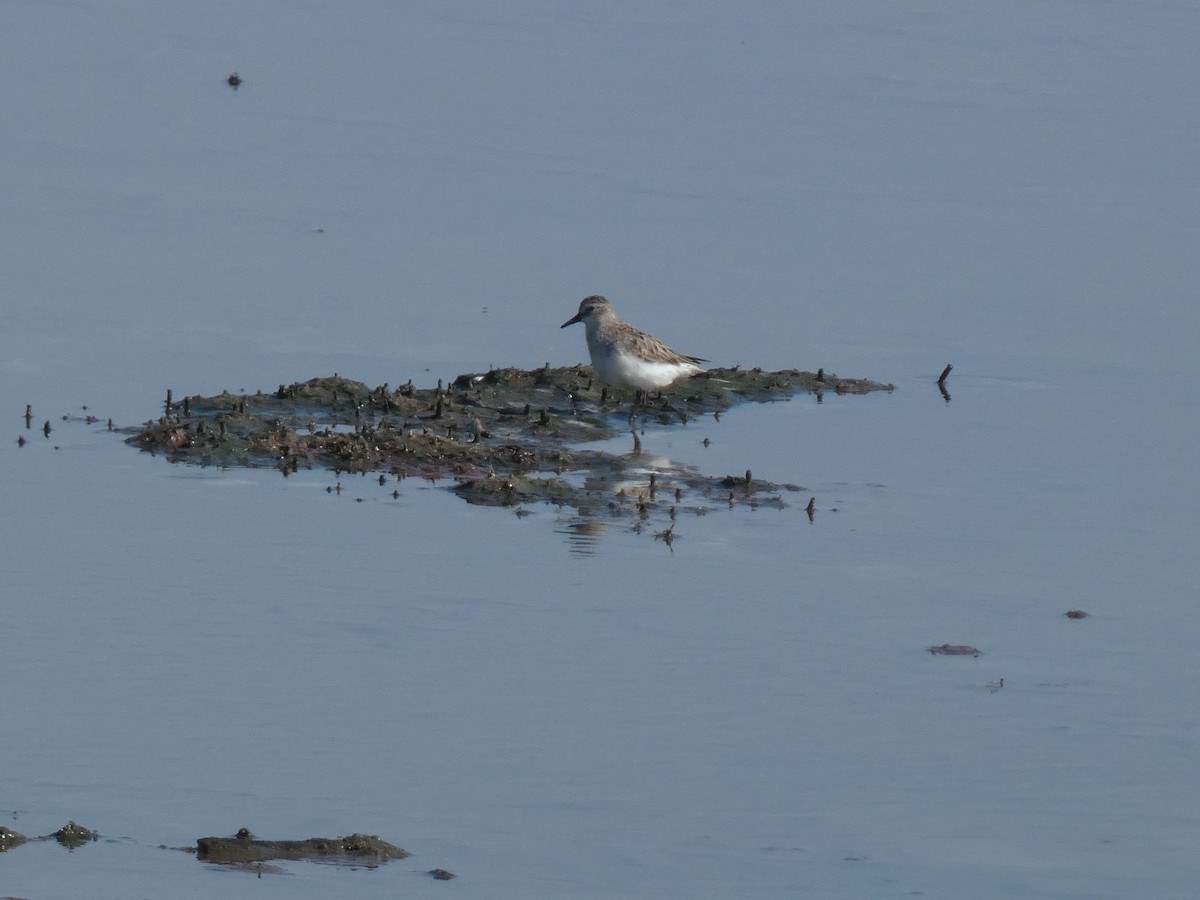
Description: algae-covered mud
0,821,97,852
195,829,408,866
126,365,892,531
1,822,438,877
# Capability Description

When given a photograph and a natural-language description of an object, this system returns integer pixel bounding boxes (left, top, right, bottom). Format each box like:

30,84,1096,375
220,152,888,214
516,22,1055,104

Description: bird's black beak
560,313,582,328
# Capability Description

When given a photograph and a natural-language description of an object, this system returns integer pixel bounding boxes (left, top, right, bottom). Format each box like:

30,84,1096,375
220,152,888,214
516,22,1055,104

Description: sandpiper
561,295,706,432
560,295,705,398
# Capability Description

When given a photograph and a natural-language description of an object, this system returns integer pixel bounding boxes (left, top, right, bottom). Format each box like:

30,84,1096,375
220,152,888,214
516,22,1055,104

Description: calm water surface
3,3,1199,898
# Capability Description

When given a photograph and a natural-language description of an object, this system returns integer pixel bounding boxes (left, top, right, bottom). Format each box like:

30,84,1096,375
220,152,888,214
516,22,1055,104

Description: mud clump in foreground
126,365,892,532
195,829,408,866
0,820,98,851
0,822,434,877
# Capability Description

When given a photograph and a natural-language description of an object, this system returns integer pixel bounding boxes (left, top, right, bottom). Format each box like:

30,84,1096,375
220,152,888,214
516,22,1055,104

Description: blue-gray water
3,3,1198,898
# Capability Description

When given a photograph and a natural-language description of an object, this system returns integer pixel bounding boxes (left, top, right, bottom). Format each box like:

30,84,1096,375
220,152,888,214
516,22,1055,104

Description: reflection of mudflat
557,518,608,556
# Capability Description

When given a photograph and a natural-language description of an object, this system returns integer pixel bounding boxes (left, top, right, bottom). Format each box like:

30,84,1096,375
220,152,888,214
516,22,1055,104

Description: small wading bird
560,295,705,425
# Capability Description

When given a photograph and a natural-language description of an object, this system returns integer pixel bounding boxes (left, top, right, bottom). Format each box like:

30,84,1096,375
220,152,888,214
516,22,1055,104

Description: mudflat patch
126,365,892,534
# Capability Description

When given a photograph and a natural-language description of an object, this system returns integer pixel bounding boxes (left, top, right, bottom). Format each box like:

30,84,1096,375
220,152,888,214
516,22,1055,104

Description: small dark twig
937,364,953,403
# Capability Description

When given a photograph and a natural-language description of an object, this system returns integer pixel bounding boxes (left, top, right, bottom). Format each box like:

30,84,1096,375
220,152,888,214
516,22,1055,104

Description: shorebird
561,295,706,425
560,295,705,421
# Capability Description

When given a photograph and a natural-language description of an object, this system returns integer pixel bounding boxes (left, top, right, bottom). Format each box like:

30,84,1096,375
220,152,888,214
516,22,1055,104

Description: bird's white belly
588,340,699,391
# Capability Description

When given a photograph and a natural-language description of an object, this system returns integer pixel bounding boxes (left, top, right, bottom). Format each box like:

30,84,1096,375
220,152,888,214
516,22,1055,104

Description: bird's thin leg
628,390,645,430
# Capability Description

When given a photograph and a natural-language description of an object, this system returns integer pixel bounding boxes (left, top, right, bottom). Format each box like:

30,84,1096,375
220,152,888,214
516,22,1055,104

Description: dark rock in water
1064,609,1088,619
54,821,98,848
0,825,28,851
429,867,456,880
195,831,408,864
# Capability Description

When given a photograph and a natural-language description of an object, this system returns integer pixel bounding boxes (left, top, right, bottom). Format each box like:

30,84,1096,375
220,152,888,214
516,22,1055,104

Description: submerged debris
125,365,892,532
927,644,982,657
1064,609,1089,619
